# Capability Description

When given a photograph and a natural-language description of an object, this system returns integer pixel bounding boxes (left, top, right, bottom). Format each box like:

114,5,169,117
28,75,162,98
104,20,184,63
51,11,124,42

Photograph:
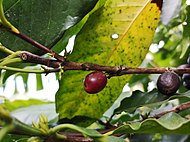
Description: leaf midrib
106,1,150,64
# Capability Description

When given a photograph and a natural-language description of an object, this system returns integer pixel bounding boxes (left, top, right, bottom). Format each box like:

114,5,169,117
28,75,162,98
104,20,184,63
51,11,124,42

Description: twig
61,63,190,76
11,32,65,62
153,101,190,118
18,51,190,76
19,51,61,68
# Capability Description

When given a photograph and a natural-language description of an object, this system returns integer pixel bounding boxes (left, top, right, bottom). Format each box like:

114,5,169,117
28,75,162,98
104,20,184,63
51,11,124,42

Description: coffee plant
0,0,190,142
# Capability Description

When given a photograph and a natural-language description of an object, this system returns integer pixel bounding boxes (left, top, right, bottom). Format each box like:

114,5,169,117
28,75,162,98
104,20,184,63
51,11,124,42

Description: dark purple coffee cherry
182,73,190,82
177,64,190,77
182,73,190,90
187,56,190,65
177,64,190,69
157,71,180,95
84,71,107,94
177,59,190,89
183,81,190,90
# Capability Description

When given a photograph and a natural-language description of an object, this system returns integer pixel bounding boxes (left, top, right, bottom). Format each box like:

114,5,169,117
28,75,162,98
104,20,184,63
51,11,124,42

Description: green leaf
129,134,189,142
19,73,29,92
36,74,43,91
180,5,190,58
114,89,168,114
180,37,190,59
94,136,127,142
59,116,97,127
52,0,104,54
56,0,162,121
10,104,58,125
51,20,85,54
4,99,49,112
111,113,140,124
0,0,98,57
113,90,190,116
111,112,190,135
2,135,29,142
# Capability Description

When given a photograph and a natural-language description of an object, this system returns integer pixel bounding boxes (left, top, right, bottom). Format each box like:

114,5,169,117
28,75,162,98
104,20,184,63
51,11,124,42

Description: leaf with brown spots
56,0,162,122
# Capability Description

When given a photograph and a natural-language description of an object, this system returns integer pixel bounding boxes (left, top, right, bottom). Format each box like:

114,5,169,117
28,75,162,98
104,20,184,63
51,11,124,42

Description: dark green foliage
0,0,98,57
114,89,167,115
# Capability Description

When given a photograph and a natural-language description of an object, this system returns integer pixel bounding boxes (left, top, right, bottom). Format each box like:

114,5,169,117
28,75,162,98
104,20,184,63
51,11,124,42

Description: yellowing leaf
56,0,162,121
70,0,162,66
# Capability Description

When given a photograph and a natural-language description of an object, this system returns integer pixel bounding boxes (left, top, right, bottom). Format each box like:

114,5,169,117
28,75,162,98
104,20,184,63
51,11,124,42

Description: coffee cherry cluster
84,57,190,95
157,71,180,95
84,71,107,94
179,56,190,90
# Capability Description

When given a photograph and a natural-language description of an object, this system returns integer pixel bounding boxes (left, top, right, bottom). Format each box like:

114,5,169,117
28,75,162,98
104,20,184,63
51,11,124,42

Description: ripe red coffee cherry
84,71,107,94
157,71,180,95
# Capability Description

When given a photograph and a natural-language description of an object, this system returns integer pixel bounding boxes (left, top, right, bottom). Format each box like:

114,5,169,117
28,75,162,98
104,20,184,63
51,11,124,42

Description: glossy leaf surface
0,0,98,57
114,89,167,114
